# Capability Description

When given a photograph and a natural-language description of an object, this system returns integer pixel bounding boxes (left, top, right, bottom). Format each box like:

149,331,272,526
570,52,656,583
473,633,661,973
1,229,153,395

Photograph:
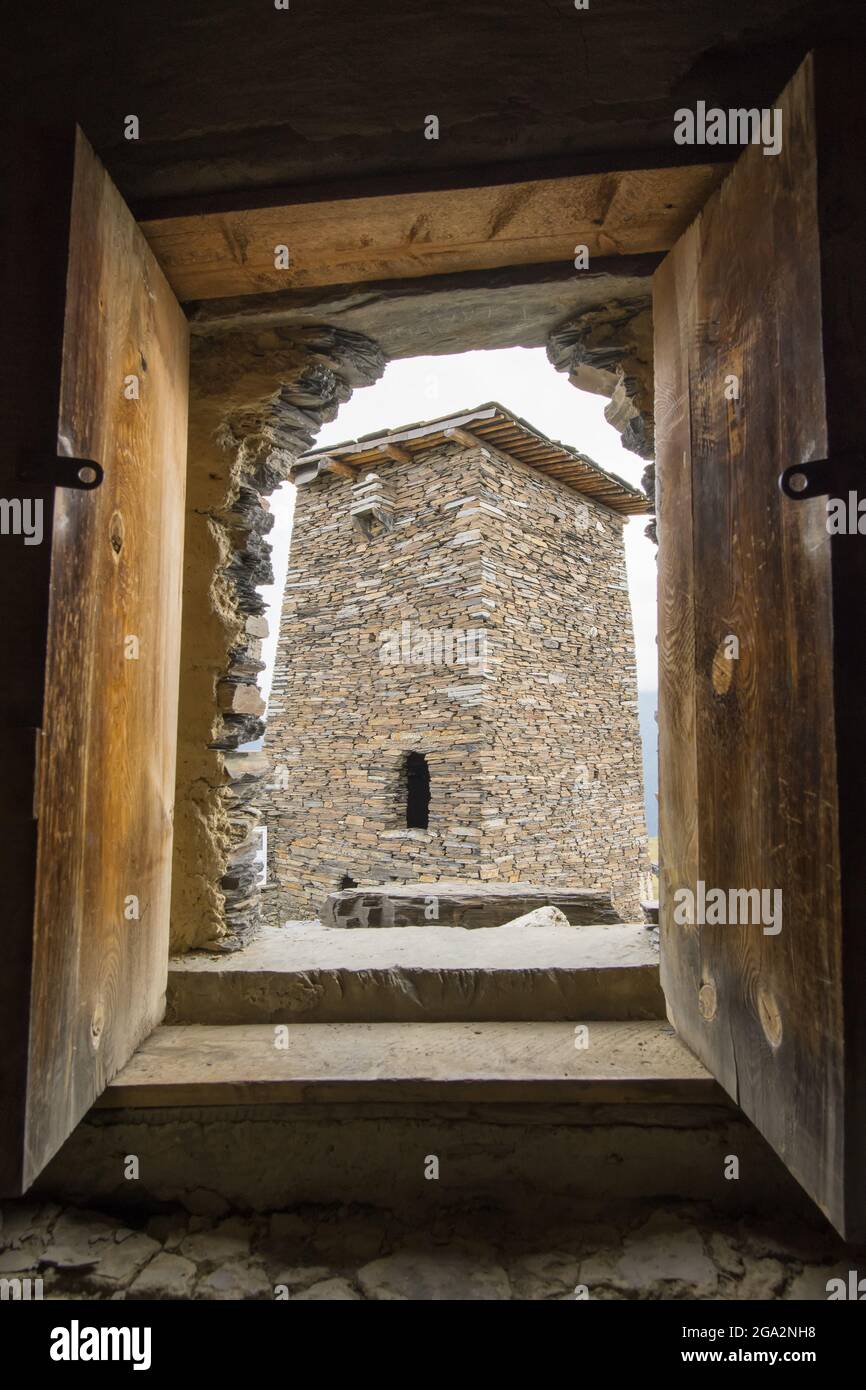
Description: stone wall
169,327,385,952
264,438,647,921
472,445,648,915
548,300,657,542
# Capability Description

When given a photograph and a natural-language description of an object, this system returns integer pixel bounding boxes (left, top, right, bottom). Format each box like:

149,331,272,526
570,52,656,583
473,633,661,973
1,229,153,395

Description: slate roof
294,402,650,515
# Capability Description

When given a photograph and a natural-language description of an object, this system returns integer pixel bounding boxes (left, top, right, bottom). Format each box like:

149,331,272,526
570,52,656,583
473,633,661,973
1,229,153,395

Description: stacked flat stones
263,431,647,921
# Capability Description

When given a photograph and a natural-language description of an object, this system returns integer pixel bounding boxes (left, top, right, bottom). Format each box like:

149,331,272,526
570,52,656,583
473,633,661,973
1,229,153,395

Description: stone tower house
264,404,649,921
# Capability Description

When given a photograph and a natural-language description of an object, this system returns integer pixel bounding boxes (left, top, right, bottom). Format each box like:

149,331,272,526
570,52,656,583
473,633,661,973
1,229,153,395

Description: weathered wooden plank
98,1021,720,1108
141,164,726,302
814,48,866,1234
691,51,837,1210
654,190,702,1073
654,52,866,1239
19,130,190,1191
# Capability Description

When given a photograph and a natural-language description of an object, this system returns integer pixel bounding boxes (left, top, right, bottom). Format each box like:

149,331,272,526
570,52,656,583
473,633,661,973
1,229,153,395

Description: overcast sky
257,346,658,706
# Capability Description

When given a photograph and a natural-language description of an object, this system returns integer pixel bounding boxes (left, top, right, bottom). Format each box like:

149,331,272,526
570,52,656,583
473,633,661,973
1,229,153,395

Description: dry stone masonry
170,326,386,951
547,302,657,542
264,408,649,921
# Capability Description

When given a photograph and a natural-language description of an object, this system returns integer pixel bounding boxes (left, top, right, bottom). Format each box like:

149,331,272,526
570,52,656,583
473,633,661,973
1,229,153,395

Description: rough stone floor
1,1198,860,1300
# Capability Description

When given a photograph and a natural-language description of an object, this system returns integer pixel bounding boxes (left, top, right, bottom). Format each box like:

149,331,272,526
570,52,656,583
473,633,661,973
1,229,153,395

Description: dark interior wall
8,1,864,210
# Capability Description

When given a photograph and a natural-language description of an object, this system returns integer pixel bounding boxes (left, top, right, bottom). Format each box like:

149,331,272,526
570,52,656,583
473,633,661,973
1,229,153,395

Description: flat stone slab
100,1021,718,1109
167,922,662,1024
322,881,620,929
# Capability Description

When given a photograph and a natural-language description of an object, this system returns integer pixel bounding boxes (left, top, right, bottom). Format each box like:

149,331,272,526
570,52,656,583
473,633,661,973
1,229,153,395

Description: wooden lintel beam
382,444,411,464
319,455,356,480
140,164,728,303
444,426,483,450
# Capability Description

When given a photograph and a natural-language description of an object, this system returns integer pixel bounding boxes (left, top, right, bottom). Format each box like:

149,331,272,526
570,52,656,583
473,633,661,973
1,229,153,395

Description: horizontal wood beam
141,163,727,303
382,444,411,464
132,147,734,224
444,426,484,449
319,455,356,479
97,1021,720,1109
446,425,528,475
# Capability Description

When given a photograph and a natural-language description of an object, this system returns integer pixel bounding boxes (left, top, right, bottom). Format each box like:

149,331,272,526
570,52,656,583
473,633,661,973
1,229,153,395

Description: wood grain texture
141,164,727,302
812,46,866,1240
97,1021,720,1109
654,199,702,1051
654,52,866,1239
21,130,189,1190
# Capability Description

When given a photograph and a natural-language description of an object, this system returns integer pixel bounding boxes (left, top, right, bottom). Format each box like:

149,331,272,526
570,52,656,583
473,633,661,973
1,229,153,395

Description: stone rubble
2,1198,861,1302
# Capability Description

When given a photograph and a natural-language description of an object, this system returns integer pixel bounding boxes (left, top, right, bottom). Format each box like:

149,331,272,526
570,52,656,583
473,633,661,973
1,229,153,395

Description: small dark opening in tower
405,751,430,829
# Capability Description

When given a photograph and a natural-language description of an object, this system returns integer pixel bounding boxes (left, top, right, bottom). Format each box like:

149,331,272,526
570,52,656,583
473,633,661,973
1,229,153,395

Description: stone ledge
97,1020,711,1109
323,881,621,929
166,922,663,1024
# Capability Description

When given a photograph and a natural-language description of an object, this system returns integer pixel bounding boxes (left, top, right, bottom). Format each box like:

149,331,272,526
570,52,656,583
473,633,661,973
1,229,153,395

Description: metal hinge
779,455,863,501
17,455,104,490
31,727,45,821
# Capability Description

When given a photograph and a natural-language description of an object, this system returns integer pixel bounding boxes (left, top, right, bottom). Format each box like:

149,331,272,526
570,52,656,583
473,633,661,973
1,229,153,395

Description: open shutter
655,50,866,1239
0,129,188,1192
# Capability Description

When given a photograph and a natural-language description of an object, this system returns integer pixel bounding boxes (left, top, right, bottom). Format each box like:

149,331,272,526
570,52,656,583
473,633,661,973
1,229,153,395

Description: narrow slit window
405,751,430,829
